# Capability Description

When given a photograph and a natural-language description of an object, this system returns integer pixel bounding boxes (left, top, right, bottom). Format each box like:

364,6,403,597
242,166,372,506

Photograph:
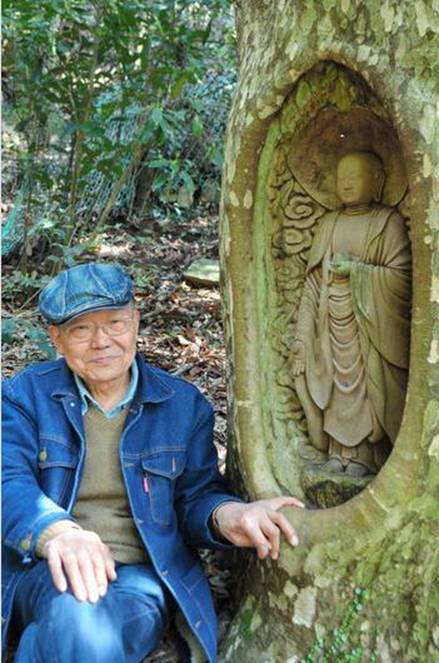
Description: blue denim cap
38,263,134,325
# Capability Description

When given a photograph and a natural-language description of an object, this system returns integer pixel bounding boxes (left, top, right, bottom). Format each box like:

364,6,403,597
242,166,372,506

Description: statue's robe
295,205,411,468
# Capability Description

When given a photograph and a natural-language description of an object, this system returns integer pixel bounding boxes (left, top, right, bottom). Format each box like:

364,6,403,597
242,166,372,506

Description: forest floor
2,212,237,662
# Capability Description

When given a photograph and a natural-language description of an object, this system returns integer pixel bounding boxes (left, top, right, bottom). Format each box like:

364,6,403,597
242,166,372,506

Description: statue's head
336,151,385,206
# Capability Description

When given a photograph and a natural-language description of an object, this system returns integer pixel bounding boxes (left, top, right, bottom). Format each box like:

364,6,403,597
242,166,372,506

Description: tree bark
220,2,439,661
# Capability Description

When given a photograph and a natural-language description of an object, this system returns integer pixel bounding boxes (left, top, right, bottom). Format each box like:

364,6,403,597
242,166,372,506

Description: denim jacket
2,354,237,662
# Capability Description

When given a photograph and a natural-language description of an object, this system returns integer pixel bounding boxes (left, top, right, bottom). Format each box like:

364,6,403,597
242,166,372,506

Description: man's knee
44,592,123,655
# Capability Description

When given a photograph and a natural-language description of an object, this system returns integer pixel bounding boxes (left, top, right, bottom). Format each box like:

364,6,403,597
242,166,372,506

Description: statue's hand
292,339,305,376
331,253,359,276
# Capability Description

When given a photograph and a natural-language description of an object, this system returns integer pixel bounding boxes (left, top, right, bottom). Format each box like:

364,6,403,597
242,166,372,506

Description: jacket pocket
141,451,185,526
38,440,78,506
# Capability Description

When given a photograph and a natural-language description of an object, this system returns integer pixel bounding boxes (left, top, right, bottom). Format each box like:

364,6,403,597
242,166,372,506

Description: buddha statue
293,151,411,477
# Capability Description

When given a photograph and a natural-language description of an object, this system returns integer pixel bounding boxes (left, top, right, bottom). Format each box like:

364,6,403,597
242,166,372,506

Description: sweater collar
73,360,139,418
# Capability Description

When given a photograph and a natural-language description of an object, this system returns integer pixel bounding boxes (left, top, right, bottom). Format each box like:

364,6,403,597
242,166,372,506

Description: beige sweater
37,407,148,564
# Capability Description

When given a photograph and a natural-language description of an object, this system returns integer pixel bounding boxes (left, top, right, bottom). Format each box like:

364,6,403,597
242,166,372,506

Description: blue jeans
13,562,169,663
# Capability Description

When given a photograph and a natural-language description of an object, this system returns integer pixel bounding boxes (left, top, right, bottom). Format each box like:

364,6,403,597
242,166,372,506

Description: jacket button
161,569,169,577
20,537,32,551
38,448,47,462
70,402,75,407
195,621,202,629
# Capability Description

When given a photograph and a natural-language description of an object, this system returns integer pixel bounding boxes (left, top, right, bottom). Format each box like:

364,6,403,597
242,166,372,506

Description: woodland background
2,1,237,660
4,3,439,663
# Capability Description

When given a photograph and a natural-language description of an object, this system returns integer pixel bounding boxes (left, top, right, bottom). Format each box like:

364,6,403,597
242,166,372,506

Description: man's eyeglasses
61,314,135,342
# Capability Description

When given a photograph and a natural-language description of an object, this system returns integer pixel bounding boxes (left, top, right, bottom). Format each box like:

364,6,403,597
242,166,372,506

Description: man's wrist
211,506,223,536
210,501,241,538
36,520,82,558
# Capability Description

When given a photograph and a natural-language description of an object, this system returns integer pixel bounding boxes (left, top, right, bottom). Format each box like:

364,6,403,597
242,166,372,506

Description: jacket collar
134,354,175,404
50,354,174,404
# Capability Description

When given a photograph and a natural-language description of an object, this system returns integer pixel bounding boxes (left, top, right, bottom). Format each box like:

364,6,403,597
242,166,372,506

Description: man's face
48,306,140,389
336,154,380,205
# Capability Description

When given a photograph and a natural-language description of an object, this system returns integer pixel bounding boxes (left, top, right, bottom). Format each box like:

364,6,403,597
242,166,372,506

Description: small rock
183,258,220,287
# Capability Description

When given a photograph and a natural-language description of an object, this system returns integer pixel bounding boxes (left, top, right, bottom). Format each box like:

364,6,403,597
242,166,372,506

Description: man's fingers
217,496,304,558
255,538,272,559
107,564,117,583
268,511,299,547
62,553,88,602
264,495,305,510
42,530,117,602
92,553,109,597
239,516,272,559
77,552,100,603
104,551,117,582
260,518,281,560
96,544,117,594
284,496,305,509
46,548,67,593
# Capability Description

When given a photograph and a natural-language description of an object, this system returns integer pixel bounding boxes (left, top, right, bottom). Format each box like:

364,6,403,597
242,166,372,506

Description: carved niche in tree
267,96,411,507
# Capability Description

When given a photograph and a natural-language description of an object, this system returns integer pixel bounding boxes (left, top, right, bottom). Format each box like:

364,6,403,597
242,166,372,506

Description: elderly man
2,263,302,663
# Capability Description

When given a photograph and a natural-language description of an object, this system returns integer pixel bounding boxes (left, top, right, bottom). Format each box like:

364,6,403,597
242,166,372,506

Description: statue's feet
344,461,372,477
321,458,373,477
322,457,345,474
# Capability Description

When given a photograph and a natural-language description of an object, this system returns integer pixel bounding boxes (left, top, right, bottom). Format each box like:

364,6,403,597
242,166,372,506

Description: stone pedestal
301,464,372,509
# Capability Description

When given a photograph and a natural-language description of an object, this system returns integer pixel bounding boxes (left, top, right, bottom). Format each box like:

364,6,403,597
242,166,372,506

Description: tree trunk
220,2,439,661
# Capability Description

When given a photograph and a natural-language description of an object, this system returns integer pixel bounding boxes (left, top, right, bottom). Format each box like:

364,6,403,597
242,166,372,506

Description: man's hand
213,496,304,560
43,529,117,603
